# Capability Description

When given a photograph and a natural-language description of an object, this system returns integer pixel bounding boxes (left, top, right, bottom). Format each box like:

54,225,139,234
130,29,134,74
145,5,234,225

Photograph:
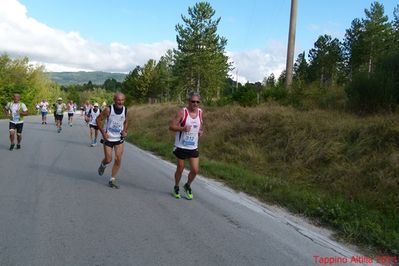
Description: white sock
110,177,116,182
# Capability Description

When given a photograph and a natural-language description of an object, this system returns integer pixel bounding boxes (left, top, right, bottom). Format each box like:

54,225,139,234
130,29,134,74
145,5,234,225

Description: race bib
183,133,196,146
12,113,20,122
108,120,122,133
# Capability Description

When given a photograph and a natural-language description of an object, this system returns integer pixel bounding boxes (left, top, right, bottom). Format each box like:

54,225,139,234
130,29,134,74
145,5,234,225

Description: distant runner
83,101,92,125
3,94,29,150
39,99,49,124
96,92,128,189
169,91,203,200
67,100,75,126
55,97,66,133
88,103,101,146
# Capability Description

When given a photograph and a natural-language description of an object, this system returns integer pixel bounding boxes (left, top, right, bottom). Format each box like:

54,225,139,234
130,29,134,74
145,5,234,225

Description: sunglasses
191,101,200,104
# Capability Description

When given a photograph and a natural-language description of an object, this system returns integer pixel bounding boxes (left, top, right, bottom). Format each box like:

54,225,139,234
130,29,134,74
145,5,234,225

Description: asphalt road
0,114,377,266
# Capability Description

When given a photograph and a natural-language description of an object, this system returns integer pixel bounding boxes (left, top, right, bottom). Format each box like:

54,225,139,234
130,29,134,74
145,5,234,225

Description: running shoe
172,186,181,199
98,163,106,176
108,179,119,189
16,144,21,149
9,144,15,150
183,183,193,200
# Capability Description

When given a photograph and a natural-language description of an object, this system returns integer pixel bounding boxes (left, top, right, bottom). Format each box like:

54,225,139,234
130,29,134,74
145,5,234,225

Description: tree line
121,1,399,113
1,1,398,114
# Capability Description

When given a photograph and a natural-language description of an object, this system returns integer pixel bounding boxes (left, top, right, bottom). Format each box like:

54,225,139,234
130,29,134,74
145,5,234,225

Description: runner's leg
111,143,124,177
187,157,199,185
174,159,185,186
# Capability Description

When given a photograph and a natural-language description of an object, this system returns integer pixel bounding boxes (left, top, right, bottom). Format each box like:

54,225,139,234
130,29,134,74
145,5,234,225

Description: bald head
114,92,125,107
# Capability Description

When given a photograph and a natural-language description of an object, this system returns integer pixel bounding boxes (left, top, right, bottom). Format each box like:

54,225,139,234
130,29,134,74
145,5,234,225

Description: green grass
126,103,399,255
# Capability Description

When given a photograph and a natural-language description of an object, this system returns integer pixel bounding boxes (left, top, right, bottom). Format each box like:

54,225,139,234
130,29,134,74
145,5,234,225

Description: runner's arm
121,114,128,137
19,104,28,116
169,109,189,132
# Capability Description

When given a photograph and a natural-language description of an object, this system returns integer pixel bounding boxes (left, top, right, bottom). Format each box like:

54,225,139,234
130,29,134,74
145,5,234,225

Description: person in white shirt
96,93,128,189
3,94,29,150
54,98,66,133
39,99,49,124
88,103,101,146
67,100,75,127
169,91,203,200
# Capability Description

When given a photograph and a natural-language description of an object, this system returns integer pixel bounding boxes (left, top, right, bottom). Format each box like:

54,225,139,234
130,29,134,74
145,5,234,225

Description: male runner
96,93,128,189
88,103,101,146
4,94,29,150
55,98,66,133
39,99,49,124
83,101,92,125
169,92,203,199
67,100,75,126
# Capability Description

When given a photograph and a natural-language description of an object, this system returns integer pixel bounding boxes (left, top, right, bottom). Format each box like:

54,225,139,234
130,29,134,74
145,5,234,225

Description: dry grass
127,102,399,255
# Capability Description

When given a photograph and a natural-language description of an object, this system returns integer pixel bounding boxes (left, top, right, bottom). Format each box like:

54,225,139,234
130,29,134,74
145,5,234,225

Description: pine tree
174,2,230,101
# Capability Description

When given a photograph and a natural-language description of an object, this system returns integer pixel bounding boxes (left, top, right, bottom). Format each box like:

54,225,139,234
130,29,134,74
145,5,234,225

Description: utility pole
285,0,297,90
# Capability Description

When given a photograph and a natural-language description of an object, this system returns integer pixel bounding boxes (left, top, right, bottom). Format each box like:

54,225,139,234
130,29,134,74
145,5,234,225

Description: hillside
126,103,399,255
46,71,126,85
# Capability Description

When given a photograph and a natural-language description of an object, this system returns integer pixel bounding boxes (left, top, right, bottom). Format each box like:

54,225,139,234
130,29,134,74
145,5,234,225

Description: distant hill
46,71,126,86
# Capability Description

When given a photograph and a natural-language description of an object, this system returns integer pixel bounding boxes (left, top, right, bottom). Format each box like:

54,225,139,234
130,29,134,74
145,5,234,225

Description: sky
0,0,398,82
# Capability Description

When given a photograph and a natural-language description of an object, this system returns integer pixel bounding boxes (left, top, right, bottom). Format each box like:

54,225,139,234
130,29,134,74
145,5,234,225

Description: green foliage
232,84,257,106
263,85,288,101
0,54,60,112
346,52,399,113
308,34,343,87
174,1,230,101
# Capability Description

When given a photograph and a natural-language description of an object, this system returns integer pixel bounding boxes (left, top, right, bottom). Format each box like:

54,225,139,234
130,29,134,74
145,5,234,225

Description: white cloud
0,0,288,83
227,41,287,83
0,0,176,73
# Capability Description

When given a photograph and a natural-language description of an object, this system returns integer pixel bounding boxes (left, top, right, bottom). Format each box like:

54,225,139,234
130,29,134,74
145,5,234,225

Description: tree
392,4,399,52
153,50,174,102
362,2,392,74
263,73,276,90
103,78,122,92
293,51,308,86
308,34,342,87
343,18,365,77
174,2,230,101
122,65,142,104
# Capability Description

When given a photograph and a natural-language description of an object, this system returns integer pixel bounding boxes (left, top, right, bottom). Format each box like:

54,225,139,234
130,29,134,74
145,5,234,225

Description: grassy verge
126,103,399,255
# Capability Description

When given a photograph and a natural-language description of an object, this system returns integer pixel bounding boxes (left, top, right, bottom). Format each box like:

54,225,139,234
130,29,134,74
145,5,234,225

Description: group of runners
3,91,203,199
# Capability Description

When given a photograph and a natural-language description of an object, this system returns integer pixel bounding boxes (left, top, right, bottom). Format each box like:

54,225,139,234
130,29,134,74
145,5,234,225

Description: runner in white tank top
88,103,101,146
96,92,128,189
169,91,203,199
67,100,75,126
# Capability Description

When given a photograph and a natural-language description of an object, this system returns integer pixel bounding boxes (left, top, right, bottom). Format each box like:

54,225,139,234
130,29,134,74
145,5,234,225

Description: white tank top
174,108,202,150
105,105,126,142
67,103,74,113
89,108,101,126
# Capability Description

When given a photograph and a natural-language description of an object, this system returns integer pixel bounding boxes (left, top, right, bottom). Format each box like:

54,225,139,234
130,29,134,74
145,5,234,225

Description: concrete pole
285,0,298,90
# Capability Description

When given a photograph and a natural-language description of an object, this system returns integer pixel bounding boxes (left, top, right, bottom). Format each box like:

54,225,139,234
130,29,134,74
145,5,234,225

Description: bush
345,52,399,113
232,86,257,106
263,85,288,101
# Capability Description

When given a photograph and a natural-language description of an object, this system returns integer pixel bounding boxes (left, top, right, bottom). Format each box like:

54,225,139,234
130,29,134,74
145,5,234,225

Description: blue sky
1,0,398,82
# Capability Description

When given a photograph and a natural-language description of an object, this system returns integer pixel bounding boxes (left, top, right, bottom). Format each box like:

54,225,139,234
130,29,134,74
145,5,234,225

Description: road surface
0,115,376,266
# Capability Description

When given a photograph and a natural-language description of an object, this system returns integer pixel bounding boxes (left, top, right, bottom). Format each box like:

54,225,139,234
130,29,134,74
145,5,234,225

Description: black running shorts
173,147,199,160
55,114,63,121
102,139,124,148
9,122,24,134
89,124,99,130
